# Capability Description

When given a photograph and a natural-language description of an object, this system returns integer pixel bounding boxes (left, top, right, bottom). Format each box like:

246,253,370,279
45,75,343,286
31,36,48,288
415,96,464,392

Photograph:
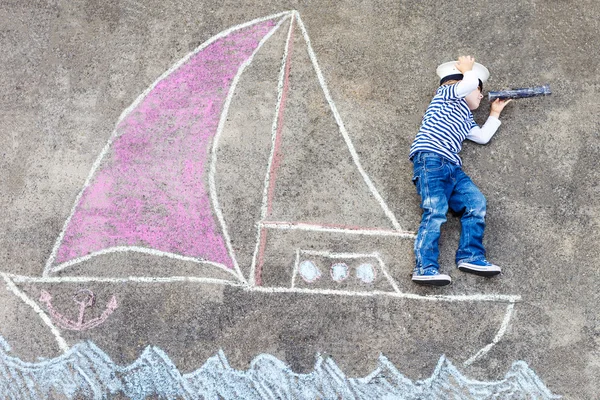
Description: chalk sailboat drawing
1,11,519,366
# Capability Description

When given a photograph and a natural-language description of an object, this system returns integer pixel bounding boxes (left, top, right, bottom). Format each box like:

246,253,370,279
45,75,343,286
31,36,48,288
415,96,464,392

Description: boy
409,55,511,286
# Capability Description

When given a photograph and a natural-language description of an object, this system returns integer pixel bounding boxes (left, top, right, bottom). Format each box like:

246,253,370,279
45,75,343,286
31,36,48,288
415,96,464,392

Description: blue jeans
412,152,487,273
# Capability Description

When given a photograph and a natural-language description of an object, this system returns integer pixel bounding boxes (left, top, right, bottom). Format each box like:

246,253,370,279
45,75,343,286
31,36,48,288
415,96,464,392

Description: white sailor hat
436,61,490,89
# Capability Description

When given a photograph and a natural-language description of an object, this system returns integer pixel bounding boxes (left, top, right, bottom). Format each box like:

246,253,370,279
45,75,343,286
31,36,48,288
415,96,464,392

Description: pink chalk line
255,17,295,286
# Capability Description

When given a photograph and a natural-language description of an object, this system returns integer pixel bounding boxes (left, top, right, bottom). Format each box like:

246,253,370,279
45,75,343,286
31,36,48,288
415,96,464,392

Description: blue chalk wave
0,337,559,399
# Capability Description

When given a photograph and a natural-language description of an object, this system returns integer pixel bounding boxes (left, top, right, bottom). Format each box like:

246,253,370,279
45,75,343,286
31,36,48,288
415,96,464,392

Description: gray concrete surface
0,0,599,398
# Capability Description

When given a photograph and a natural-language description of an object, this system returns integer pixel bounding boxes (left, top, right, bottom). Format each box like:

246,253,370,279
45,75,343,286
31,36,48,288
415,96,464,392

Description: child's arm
467,99,512,144
441,56,479,99
454,56,479,98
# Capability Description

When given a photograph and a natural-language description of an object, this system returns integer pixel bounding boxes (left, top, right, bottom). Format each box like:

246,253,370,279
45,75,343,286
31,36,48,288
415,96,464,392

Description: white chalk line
374,253,402,294
7,273,243,286
300,250,381,259
5,271,520,303
247,286,521,304
464,302,516,366
43,10,295,278
250,13,296,286
294,13,403,232
0,273,69,353
47,246,241,280
210,15,291,286
261,221,416,238
291,248,300,288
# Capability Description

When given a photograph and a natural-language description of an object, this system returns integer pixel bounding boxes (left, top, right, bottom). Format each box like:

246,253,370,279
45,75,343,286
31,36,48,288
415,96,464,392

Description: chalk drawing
0,335,560,399
260,221,416,238
0,10,523,369
39,289,117,331
293,250,392,290
250,11,297,287
249,11,412,286
330,262,349,282
39,9,417,288
0,337,10,353
356,263,376,283
464,302,516,366
35,9,425,297
0,273,69,353
298,260,321,283
43,12,292,281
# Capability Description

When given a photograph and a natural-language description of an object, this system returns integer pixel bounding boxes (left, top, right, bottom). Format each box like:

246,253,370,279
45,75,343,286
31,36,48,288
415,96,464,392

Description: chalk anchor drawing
1,10,520,366
39,289,117,331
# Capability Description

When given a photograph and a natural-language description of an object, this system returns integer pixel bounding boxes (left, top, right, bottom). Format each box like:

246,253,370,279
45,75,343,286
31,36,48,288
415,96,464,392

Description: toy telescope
488,84,551,101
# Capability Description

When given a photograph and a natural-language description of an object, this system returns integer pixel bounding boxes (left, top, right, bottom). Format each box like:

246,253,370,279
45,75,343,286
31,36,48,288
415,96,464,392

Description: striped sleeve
439,84,458,101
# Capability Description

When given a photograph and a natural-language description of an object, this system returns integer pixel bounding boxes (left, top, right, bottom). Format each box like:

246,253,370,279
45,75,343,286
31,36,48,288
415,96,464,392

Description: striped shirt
409,70,501,166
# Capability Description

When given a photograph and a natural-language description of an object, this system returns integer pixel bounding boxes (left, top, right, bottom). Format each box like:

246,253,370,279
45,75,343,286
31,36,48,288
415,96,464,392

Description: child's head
464,87,484,110
440,78,484,110
437,60,489,110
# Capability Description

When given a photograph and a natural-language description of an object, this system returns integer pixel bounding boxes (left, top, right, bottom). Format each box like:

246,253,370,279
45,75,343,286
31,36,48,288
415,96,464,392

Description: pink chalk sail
52,18,280,271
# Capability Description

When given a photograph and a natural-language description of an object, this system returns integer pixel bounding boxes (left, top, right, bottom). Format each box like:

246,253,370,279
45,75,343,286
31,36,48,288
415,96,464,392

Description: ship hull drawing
0,11,519,369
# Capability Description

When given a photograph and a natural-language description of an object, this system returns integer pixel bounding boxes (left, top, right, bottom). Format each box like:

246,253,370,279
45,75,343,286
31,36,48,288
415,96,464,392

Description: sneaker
457,259,501,277
412,267,452,286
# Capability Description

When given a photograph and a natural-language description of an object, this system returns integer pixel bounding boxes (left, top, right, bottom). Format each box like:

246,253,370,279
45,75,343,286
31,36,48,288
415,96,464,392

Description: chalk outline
8,273,242,286
0,343,561,398
43,11,294,280
209,14,292,285
48,246,242,279
294,12,403,232
330,262,350,282
251,11,411,285
291,249,301,288
293,250,397,291
0,273,69,353
2,11,520,365
5,270,518,362
261,220,416,238
463,302,516,366
250,13,296,286
6,271,520,303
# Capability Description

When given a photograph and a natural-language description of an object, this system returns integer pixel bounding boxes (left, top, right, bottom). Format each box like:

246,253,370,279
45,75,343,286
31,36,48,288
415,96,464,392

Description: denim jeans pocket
423,156,444,172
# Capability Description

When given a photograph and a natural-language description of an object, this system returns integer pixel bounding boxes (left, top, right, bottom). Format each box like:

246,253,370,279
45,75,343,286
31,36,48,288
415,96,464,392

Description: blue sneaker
457,259,501,277
412,266,451,286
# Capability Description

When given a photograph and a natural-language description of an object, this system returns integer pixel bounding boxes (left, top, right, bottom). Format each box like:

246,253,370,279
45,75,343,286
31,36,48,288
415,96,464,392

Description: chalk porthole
330,263,349,282
356,263,376,283
299,260,321,283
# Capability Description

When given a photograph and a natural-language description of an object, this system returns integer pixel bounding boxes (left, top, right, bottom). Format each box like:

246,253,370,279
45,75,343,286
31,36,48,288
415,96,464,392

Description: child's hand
455,56,475,73
490,99,512,118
